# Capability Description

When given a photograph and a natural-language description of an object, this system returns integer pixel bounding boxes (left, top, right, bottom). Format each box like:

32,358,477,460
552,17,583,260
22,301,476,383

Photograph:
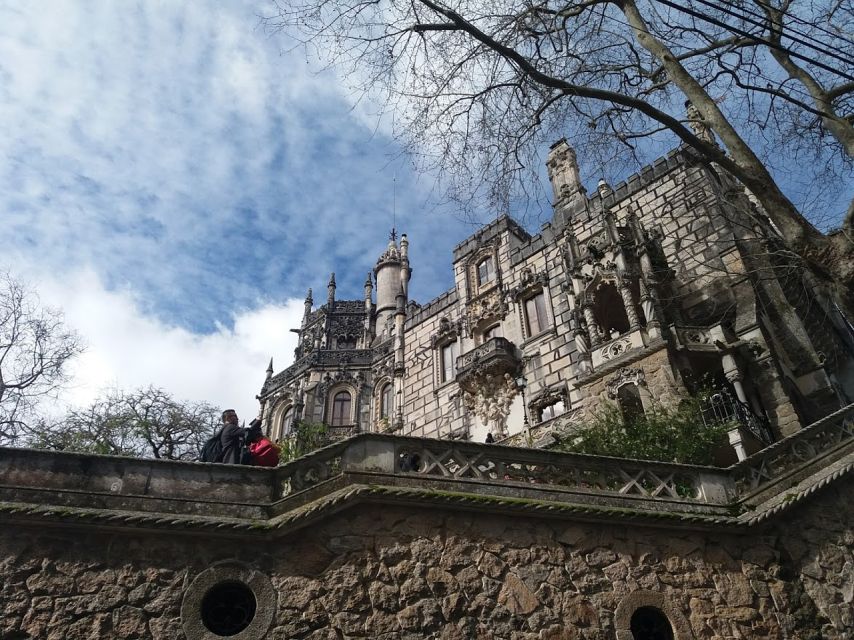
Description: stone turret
374,231,410,335
547,139,583,202
547,139,588,228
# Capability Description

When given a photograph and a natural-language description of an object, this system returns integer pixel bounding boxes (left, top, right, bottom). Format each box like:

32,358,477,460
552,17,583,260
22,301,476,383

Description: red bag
248,437,279,467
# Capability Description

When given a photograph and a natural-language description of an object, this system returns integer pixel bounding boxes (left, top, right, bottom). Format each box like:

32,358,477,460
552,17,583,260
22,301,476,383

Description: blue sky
0,1,484,417
1,1,849,420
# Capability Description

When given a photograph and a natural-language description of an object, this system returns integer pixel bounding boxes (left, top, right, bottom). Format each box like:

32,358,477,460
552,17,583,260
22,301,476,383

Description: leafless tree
265,0,854,308
0,273,83,443
31,386,221,460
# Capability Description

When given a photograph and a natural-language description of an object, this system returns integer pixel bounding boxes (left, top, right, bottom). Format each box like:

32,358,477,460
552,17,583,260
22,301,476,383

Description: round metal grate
200,581,257,637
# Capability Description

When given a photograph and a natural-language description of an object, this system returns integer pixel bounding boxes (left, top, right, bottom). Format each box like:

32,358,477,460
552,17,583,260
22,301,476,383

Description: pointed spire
305,288,313,304
266,357,274,379
365,272,373,288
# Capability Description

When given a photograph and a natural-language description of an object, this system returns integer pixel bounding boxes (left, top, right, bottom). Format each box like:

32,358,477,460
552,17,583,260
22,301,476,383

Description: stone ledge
0,410,851,539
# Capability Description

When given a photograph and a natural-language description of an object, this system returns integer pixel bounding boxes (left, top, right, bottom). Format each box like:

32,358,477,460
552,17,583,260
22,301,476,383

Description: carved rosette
463,373,519,437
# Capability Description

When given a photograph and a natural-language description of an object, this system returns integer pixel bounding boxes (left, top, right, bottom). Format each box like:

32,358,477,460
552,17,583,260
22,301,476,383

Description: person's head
222,409,238,425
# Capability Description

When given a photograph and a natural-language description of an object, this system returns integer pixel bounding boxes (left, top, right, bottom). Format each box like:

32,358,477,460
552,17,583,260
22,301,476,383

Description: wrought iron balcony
455,337,521,392
701,388,774,445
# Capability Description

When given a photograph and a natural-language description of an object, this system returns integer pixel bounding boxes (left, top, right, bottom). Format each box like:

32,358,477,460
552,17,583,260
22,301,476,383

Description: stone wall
2,480,850,640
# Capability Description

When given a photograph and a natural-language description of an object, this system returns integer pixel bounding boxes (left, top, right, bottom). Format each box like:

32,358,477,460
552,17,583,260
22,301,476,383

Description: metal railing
700,388,774,444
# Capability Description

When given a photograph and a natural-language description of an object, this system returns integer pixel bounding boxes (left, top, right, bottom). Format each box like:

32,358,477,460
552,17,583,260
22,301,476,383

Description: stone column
619,281,640,331
722,353,748,404
728,428,748,461
582,304,603,347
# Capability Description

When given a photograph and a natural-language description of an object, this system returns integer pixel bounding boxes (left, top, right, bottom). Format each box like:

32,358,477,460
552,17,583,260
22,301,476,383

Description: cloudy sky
0,0,485,420
1,1,850,423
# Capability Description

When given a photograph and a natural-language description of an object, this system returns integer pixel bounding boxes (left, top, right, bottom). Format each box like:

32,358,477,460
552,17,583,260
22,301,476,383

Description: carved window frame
479,322,503,345
466,245,500,298
511,269,553,342
438,340,459,384
268,393,296,442
529,384,569,423
374,378,393,428
278,405,295,441
325,385,356,426
431,316,461,388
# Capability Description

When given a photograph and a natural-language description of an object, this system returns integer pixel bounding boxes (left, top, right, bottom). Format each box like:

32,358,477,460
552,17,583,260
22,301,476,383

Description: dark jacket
220,423,245,464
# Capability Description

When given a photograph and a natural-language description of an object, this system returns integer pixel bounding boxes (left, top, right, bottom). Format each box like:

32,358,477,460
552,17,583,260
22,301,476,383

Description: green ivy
555,393,731,465
277,420,329,463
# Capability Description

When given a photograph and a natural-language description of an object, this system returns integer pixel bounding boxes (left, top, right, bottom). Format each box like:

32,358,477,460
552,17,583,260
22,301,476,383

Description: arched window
593,282,630,338
482,324,502,342
280,406,294,439
630,607,674,640
477,257,495,286
331,391,352,426
380,383,393,419
618,384,645,424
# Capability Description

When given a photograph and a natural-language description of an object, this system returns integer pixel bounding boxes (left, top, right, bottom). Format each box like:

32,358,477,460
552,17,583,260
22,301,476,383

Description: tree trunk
620,0,853,297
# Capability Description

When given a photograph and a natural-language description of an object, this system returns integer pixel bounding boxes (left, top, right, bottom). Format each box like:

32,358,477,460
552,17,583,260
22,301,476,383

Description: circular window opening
630,606,674,640
201,581,257,637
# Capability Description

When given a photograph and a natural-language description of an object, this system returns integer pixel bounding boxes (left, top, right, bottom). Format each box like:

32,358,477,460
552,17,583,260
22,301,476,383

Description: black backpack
200,428,225,463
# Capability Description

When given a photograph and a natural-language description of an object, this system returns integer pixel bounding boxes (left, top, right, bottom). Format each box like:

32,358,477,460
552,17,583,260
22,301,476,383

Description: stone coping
0,404,850,538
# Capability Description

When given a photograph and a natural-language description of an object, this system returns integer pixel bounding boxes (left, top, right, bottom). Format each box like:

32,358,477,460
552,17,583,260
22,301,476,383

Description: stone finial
303,289,313,326
266,358,274,379
597,179,612,197
365,272,373,289
327,273,336,305
546,139,583,202
400,233,409,259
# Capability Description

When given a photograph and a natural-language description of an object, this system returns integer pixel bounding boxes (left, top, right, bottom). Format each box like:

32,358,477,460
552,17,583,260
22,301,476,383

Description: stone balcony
455,337,521,393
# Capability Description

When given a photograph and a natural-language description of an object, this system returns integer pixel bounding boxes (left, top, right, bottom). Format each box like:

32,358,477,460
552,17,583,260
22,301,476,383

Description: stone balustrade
1,403,850,539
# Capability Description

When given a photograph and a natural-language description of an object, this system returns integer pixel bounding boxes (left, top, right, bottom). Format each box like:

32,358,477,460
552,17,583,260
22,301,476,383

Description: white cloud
33,268,303,422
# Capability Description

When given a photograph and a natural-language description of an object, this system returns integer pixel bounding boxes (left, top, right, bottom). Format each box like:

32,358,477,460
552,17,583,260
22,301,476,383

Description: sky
0,0,480,421
1,1,850,424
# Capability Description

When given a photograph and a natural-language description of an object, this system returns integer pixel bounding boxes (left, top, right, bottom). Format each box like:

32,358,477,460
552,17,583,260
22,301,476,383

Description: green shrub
278,421,328,463
555,394,731,465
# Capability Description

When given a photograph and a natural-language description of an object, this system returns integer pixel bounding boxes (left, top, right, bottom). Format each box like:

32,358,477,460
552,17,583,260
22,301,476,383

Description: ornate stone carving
677,327,711,345
463,373,519,437
430,316,462,347
510,268,549,300
466,287,507,330
600,337,632,361
456,337,521,393
606,367,646,399
528,384,568,419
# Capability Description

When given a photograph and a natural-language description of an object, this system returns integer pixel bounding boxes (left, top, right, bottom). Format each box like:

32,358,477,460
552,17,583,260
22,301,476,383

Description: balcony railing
700,388,774,445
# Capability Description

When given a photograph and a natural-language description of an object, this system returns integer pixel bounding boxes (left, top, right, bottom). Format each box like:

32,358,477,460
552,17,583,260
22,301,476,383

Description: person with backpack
219,409,249,465
245,421,280,467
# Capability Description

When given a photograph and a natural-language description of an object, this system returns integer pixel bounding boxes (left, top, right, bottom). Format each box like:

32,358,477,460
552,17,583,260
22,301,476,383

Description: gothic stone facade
258,141,854,462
